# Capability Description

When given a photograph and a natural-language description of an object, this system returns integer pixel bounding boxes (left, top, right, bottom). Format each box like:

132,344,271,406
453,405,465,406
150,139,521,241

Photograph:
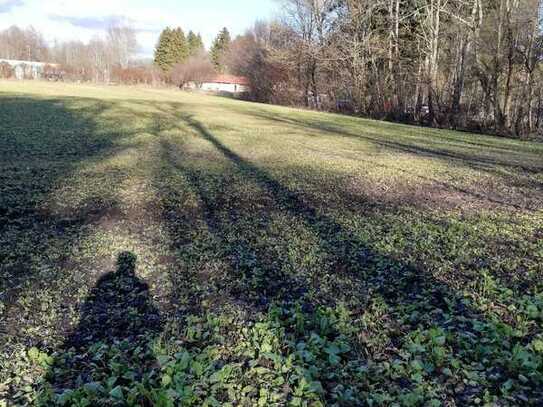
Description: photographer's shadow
47,252,162,397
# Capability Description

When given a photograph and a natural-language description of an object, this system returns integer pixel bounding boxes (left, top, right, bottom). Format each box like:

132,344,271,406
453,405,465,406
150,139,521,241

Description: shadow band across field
165,114,476,309
239,107,543,175
155,114,541,403
238,108,543,208
0,96,132,323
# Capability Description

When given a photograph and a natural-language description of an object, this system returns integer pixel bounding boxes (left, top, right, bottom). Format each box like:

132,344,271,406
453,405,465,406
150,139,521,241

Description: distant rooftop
206,74,250,86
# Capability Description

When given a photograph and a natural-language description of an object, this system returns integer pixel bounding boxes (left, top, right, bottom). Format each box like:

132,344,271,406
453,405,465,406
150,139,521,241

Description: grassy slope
1,81,542,406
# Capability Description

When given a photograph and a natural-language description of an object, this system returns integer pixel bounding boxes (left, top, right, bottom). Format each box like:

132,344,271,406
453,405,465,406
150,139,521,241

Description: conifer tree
154,27,173,71
170,27,188,63
154,27,189,72
196,33,204,51
210,27,231,72
187,30,205,55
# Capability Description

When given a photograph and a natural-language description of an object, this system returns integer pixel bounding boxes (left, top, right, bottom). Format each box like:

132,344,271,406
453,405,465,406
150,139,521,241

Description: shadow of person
44,252,162,402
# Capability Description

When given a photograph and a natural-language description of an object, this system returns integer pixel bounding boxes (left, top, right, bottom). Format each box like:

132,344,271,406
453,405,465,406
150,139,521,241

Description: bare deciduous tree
170,53,215,87
107,24,138,69
256,0,543,137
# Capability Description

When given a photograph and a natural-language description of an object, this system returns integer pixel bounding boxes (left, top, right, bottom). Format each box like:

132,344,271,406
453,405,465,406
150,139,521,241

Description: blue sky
0,0,279,58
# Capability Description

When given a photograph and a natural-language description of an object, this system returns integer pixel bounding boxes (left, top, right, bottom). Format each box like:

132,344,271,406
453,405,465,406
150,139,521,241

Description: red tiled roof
206,74,250,86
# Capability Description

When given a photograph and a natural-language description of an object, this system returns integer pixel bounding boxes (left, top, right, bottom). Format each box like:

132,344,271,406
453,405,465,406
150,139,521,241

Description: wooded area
1,0,542,138
225,0,543,138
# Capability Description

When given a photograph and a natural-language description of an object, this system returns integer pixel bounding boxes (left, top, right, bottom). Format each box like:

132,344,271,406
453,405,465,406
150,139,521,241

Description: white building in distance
186,74,250,95
0,59,59,80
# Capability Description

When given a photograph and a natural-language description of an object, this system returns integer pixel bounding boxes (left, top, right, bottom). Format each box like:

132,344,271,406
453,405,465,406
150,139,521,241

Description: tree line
221,0,542,138
0,26,49,61
0,23,225,86
152,26,232,86
154,27,205,71
1,1,541,138
0,23,153,83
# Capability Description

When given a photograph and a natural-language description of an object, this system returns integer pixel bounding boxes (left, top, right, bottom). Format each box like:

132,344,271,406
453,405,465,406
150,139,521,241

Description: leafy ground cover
0,81,542,406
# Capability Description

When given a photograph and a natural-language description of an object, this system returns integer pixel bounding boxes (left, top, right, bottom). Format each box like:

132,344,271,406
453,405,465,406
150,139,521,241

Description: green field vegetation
1,81,542,406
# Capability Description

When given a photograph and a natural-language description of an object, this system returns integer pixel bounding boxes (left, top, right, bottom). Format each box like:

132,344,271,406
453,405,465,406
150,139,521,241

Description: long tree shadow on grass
0,96,146,403
0,96,127,307
241,108,543,186
153,113,543,404
43,252,162,404
171,114,452,308
159,140,311,311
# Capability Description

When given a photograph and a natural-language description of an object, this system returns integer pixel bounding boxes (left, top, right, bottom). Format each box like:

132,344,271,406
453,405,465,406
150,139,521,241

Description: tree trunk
427,0,441,126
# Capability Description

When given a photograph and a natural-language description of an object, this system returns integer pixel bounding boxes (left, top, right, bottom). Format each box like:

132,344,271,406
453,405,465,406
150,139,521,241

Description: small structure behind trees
170,53,215,88
0,59,61,80
185,74,250,95
154,26,248,96
0,22,156,85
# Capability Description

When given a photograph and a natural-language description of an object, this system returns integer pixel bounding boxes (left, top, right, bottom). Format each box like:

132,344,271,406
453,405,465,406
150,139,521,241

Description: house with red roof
197,74,250,94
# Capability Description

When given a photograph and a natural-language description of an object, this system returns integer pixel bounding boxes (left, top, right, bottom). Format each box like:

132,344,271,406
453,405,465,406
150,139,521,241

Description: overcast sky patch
49,14,128,30
0,0,24,14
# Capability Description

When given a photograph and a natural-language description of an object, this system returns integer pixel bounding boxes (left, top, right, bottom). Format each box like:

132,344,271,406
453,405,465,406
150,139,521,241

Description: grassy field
1,81,542,406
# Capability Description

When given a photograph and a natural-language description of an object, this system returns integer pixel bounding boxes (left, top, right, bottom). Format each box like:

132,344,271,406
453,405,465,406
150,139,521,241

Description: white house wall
0,59,59,80
201,82,249,94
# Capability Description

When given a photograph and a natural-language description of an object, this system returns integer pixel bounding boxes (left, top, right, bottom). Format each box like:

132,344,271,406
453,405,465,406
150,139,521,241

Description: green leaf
162,374,172,387
83,382,104,395
308,381,324,394
109,385,124,400
410,360,423,371
253,366,271,375
107,376,118,388
157,355,171,368
532,339,543,353
501,379,513,394
177,351,191,371
325,343,341,355
27,347,40,362
57,389,74,405
261,342,273,353
273,375,285,386
526,304,539,319
434,336,446,346
328,353,341,365
191,361,204,376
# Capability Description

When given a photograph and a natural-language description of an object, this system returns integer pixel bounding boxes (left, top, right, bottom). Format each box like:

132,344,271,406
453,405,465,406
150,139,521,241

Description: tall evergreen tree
196,33,204,51
154,27,173,71
210,27,231,72
171,27,189,63
154,27,189,72
187,30,205,55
